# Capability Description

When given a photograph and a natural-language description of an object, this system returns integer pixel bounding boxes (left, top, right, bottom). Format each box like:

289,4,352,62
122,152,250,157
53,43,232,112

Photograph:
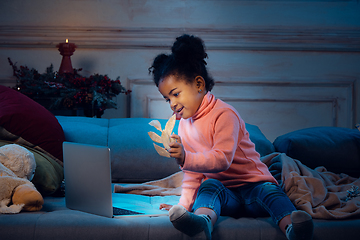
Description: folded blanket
262,153,360,219
114,171,183,196
115,153,360,219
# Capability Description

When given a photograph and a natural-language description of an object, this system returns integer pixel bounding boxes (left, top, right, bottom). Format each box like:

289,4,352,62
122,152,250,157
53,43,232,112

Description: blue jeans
192,179,296,225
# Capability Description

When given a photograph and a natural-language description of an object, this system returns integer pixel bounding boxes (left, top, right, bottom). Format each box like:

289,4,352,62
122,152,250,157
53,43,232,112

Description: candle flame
66,39,68,43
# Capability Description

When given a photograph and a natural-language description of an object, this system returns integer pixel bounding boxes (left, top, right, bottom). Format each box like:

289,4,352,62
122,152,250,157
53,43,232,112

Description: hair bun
152,54,169,69
171,34,207,63
148,53,169,76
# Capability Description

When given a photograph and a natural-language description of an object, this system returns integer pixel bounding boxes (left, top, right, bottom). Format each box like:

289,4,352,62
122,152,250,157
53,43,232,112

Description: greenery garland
8,58,131,117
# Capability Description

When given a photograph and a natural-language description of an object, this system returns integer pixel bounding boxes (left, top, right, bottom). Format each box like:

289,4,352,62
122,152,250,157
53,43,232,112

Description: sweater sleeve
182,110,241,173
178,170,205,211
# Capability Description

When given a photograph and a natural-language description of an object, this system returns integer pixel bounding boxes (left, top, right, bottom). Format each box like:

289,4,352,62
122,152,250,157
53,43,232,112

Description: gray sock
169,205,212,240
286,210,314,240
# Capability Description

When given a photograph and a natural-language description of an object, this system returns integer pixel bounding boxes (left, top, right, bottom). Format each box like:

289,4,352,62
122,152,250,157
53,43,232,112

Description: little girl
149,34,314,240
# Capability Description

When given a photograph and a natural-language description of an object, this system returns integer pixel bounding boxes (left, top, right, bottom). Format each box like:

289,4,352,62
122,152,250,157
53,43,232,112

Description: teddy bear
0,144,44,214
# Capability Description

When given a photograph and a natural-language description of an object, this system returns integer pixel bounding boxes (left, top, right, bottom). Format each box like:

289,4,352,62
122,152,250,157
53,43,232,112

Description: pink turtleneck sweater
178,92,277,211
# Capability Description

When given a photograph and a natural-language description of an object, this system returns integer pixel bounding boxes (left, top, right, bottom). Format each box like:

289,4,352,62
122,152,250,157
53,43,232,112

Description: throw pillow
273,127,360,177
246,123,275,157
0,85,65,162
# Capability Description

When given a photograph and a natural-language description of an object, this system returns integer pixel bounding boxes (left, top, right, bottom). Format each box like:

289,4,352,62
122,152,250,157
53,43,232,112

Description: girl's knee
197,179,226,195
259,182,284,194
199,179,223,190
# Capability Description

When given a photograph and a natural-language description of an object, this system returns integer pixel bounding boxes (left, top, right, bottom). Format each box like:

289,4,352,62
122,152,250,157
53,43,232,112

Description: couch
1,86,360,240
0,115,359,240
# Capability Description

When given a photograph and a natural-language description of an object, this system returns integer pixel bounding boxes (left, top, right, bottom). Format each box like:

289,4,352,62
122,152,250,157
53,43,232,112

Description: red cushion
0,85,65,161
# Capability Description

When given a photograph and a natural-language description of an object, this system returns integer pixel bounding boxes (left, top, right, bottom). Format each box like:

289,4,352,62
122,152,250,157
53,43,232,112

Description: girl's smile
158,75,206,119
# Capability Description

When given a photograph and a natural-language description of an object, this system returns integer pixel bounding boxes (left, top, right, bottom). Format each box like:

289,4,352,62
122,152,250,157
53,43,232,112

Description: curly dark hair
149,34,215,92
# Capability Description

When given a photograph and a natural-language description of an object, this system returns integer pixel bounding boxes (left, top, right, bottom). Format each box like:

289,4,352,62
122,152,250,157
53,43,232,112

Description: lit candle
56,39,77,74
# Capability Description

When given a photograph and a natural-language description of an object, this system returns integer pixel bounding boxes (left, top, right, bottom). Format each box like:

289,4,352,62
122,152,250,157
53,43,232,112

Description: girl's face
158,75,206,119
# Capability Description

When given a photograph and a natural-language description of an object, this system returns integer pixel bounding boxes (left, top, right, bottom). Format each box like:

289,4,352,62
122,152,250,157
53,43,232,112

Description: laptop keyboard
113,207,143,216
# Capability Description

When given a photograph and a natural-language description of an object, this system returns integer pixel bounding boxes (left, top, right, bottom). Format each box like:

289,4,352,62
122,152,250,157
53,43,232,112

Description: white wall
0,0,359,140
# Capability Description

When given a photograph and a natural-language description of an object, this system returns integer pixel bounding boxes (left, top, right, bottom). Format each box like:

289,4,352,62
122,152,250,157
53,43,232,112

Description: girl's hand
169,134,185,167
159,203,173,211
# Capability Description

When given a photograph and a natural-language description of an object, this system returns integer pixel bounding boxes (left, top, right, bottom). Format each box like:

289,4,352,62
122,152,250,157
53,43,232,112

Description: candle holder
56,39,77,74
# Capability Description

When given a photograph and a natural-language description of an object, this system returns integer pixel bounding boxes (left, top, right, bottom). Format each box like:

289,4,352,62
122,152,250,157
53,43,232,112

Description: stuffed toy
0,144,44,214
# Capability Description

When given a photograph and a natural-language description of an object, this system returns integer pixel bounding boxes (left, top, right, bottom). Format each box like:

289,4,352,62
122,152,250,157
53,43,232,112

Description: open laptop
63,141,168,218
